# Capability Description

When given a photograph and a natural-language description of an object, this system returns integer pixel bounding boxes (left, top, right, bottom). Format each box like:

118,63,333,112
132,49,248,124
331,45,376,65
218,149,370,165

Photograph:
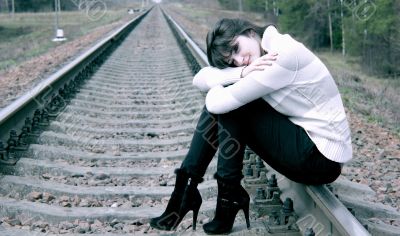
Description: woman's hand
241,52,278,78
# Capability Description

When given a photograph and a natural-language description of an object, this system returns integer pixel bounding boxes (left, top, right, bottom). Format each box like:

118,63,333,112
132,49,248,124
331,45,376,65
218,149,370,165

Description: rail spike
0,141,17,165
244,171,270,194
304,227,316,236
266,197,300,234
253,187,282,217
1,133,19,165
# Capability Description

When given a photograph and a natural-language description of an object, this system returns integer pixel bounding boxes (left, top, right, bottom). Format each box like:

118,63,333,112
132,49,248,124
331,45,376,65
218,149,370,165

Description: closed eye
226,43,240,67
232,43,239,54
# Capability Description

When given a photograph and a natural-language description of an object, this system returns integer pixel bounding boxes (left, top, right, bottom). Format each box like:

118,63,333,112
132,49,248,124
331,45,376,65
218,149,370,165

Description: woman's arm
193,54,278,92
205,57,297,114
192,66,243,92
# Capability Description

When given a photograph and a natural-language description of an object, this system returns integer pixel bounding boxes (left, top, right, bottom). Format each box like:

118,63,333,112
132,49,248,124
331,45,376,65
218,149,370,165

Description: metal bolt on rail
24,117,32,132
4,138,18,165
59,88,67,100
6,133,17,150
24,117,37,144
253,187,283,217
0,141,6,157
256,156,268,172
68,81,76,94
0,141,17,165
244,147,254,160
244,163,253,177
255,187,266,200
265,174,281,198
304,227,315,236
69,81,78,93
33,111,42,129
35,110,48,128
243,170,270,195
17,127,29,149
243,147,256,163
40,110,50,125
243,155,256,172
47,99,59,119
48,94,66,115
31,117,41,136
9,130,18,143
62,84,72,102
266,198,299,234
252,156,268,180
10,128,28,153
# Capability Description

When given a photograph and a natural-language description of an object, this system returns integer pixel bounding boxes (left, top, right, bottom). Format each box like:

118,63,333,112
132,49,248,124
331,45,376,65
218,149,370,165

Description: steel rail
162,8,370,236
0,8,151,147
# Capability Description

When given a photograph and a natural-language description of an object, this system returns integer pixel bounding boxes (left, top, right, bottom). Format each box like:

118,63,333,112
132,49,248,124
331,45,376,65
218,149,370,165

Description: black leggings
181,99,342,185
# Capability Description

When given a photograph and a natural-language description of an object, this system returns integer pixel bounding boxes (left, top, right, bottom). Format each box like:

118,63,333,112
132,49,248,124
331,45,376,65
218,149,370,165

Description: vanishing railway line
0,5,398,236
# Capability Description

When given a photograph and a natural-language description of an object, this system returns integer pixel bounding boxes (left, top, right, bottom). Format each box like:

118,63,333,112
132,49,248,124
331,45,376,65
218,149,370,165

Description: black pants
181,99,342,185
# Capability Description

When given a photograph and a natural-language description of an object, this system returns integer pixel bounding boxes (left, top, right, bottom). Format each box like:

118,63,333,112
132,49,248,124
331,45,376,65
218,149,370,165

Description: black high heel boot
150,168,203,231
203,174,250,235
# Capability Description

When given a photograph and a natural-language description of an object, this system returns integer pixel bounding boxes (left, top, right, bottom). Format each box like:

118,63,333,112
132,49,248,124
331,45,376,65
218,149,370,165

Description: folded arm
192,66,244,92
205,53,298,114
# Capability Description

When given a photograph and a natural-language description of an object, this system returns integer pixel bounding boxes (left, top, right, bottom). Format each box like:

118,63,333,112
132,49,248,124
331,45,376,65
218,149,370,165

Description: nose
232,54,244,66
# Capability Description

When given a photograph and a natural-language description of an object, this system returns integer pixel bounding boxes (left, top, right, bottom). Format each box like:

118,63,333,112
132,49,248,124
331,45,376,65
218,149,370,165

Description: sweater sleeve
192,66,244,92
205,31,300,114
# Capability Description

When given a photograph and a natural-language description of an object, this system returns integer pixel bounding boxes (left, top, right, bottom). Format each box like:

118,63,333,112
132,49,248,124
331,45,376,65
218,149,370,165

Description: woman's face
228,34,262,67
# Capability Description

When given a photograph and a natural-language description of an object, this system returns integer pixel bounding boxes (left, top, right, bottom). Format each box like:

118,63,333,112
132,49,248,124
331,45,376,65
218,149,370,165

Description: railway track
0,4,398,235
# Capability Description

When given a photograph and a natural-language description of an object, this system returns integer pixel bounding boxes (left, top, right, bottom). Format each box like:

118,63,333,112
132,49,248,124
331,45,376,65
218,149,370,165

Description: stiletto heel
192,206,200,230
243,204,250,229
150,169,203,231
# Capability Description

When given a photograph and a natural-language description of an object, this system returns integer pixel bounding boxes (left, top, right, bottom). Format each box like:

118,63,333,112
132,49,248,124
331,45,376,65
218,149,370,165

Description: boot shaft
173,168,203,195
215,174,249,205
203,174,250,234
150,168,203,231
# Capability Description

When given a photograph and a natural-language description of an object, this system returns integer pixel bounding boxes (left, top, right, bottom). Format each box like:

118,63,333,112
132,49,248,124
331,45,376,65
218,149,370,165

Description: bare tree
340,0,346,56
11,0,14,17
327,0,333,53
78,0,85,10
273,0,279,16
4,0,8,13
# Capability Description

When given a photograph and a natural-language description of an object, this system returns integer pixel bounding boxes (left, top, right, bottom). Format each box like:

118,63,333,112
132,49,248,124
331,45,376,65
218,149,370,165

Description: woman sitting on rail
150,18,352,234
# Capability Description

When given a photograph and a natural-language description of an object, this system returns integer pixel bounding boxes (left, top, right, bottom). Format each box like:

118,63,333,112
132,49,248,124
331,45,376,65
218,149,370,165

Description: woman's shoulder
261,25,278,50
261,27,315,70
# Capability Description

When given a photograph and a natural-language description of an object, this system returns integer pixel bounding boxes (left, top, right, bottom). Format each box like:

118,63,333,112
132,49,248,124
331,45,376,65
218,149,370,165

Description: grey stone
94,173,110,180
75,222,91,233
79,198,90,207
42,192,56,203
113,222,124,230
27,191,42,201
110,219,120,227
59,221,75,230
90,219,103,232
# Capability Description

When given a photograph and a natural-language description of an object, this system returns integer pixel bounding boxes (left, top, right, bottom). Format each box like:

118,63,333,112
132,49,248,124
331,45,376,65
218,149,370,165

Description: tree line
0,0,141,13
2,0,398,77
0,0,76,12
220,0,399,77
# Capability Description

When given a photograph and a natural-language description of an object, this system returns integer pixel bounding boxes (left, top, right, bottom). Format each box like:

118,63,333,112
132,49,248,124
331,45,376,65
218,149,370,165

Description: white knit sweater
193,26,352,163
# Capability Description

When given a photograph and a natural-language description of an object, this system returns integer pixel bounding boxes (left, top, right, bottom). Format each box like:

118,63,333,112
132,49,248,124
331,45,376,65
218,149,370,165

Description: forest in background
0,0,145,12
0,0,398,132
218,0,400,78
1,0,399,77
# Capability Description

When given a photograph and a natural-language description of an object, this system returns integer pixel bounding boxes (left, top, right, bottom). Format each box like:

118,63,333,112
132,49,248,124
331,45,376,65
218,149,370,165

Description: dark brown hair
206,18,269,69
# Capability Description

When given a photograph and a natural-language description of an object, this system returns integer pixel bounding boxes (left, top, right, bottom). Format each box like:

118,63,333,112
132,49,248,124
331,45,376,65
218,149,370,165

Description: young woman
150,18,352,235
